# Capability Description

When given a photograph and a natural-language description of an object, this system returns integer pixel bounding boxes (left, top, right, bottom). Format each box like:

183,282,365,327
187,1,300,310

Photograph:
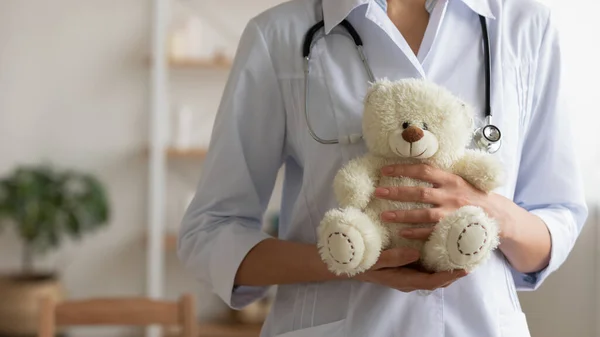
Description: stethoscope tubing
303,19,376,145
302,13,500,152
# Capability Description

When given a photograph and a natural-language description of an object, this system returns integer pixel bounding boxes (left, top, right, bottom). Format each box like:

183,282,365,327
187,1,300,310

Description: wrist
352,270,372,283
482,193,519,242
235,239,349,286
308,246,350,282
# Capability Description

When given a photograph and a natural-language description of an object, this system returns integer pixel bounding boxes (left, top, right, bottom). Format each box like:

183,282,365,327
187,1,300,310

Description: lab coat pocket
275,319,346,337
499,311,531,337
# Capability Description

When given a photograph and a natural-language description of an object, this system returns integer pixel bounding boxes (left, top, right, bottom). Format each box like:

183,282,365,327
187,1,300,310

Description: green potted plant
0,164,110,336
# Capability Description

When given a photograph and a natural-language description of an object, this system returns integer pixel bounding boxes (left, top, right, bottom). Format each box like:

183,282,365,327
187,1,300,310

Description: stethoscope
302,11,502,154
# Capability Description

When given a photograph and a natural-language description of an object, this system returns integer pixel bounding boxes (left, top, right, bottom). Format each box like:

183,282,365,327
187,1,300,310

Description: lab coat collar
322,0,495,34
322,0,369,34
459,0,496,19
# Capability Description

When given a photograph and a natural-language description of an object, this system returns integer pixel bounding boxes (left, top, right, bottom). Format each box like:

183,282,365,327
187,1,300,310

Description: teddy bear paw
317,207,382,277
422,205,500,273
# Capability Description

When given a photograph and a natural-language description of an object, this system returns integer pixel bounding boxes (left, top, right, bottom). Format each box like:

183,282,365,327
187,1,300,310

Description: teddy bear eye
402,122,410,129
423,123,428,130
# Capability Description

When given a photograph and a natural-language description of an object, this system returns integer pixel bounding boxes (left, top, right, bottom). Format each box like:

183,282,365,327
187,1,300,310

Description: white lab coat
178,0,588,336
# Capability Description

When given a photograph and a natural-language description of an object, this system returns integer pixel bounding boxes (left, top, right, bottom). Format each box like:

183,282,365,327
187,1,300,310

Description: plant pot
0,273,64,337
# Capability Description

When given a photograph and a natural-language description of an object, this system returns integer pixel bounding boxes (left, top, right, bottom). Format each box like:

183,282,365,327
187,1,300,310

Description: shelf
142,233,177,252
166,147,208,159
148,56,232,70
164,233,178,251
169,57,232,69
144,147,208,159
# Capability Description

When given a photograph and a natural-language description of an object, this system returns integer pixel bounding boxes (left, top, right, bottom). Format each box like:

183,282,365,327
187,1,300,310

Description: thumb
375,247,420,269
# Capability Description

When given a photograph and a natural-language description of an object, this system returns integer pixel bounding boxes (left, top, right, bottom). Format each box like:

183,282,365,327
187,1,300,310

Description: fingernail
382,211,396,220
382,166,394,175
400,229,413,237
375,187,390,196
406,251,420,260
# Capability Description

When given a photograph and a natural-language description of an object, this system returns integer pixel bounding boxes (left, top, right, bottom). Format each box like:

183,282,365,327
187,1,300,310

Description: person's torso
252,0,549,335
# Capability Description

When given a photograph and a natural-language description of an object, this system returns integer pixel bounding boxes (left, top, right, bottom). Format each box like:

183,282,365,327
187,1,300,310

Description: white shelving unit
147,1,253,336
147,1,168,336
148,0,233,300
146,1,286,336
148,0,169,305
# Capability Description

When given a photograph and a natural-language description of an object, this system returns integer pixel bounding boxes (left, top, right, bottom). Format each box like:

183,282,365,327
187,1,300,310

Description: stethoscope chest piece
474,123,502,154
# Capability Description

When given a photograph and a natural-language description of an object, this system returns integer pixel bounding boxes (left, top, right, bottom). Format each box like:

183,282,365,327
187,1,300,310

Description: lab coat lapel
364,1,427,78
458,0,497,19
322,0,370,34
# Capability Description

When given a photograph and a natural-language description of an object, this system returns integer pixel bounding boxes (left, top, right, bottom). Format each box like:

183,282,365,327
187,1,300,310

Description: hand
374,163,514,240
354,247,468,292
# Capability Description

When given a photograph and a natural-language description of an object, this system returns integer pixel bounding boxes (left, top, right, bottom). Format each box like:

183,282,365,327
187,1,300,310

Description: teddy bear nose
402,126,424,143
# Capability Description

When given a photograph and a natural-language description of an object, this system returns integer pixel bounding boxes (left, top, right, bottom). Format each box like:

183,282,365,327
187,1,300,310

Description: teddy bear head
362,78,475,166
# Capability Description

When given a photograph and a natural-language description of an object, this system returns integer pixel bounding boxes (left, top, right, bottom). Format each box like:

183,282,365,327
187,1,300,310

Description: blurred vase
168,14,207,60
0,273,64,336
184,16,204,59
172,105,194,150
168,28,188,61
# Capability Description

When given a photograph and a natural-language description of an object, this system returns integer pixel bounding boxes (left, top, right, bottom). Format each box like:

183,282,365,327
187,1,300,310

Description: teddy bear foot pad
317,207,382,276
422,205,500,273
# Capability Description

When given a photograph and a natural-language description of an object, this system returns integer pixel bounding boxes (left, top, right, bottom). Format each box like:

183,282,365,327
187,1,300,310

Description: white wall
0,1,282,336
0,2,150,336
0,0,152,293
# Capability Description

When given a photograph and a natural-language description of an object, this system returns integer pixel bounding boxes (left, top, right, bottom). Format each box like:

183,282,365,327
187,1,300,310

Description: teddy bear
317,78,504,277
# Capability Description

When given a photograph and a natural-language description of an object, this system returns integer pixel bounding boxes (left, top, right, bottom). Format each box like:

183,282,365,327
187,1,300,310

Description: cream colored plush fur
317,78,504,277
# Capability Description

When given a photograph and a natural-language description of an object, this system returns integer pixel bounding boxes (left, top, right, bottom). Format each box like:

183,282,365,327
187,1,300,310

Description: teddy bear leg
421,205,500,273
317,207,383,277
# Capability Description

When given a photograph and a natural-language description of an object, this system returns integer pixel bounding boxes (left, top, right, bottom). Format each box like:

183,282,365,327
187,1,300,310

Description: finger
441,272,467,288
368,268,464,293
375,248,421,269
375,186,445,204
442,280,458,288
424,270,468,289
399,227,435,241
382,208,446,223
381,164,458,187
409,270,468,291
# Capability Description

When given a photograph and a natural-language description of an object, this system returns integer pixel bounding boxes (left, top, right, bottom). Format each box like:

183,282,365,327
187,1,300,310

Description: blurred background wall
0,0,598,337
0,0,151,298
0,1,284,336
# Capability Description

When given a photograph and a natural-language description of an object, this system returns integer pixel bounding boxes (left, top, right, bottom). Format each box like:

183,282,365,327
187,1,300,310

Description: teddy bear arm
453,150,504,193
333,156,380,209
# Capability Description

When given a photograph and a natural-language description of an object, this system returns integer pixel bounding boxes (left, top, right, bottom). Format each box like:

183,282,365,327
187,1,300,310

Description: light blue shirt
178,0,588,336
